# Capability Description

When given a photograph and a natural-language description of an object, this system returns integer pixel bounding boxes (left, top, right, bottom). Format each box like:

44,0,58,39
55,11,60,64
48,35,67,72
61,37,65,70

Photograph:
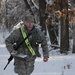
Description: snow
0,29,75,75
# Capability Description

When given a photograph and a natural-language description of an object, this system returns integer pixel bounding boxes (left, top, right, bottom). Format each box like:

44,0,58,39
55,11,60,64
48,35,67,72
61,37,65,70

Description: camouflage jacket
5,25,49,59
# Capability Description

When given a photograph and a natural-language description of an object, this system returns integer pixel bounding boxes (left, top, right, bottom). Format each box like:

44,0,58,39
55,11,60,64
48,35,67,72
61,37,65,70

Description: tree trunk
38,0,47,35
46,17,58,45
0,0,2,23
60,0,69,54
47,25,58,45
24,0,34,15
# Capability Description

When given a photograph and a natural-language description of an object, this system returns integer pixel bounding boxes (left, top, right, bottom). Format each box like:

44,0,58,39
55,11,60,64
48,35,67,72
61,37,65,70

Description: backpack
12,20,24,30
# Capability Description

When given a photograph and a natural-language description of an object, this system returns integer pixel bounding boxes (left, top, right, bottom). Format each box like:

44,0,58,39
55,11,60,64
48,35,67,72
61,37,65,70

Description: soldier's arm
5,29,20,53
37,29,49,57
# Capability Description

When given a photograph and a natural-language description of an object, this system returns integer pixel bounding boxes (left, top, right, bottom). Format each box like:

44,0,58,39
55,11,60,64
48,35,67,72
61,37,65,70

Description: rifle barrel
4,61,10,70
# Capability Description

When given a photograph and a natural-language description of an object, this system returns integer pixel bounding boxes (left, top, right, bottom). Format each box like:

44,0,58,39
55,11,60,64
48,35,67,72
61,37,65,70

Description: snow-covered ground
0,29,75,75
0,46,75,75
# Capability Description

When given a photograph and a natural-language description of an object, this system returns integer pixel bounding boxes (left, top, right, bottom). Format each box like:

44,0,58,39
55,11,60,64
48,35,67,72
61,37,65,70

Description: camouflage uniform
5,25,49,75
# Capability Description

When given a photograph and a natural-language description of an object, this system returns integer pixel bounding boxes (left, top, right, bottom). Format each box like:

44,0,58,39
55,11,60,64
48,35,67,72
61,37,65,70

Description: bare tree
38,0,47,35
60,0,69,54
0,0,2,23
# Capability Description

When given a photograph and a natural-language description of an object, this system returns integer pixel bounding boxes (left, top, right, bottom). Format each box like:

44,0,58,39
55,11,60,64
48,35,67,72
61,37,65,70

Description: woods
0,0,75,54
0,0,2,23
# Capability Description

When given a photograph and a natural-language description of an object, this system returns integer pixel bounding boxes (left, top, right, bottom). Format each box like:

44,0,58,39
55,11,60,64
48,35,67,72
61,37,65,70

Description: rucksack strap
20,26,36,56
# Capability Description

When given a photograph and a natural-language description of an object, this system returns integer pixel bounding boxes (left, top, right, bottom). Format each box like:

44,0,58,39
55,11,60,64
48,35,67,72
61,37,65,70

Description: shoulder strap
20,26,36,56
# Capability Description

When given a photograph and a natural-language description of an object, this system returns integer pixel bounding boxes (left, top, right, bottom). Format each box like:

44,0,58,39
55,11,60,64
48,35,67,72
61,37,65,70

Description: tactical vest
20,26,36,56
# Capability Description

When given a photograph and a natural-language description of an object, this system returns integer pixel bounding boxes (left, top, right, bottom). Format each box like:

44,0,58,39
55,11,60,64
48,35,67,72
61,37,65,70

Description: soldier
5,15,49,75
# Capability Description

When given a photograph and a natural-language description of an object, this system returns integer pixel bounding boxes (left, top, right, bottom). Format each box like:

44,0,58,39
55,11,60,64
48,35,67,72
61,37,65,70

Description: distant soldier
5,15,49,75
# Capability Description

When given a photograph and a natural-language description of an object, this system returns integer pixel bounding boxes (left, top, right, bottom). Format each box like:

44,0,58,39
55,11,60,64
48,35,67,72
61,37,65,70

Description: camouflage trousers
14,59,35,75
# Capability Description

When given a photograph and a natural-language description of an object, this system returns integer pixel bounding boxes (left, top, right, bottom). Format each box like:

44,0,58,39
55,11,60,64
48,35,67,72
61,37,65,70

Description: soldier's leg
14,59,35,75
14,60,27,75
26,60,35,75
15,69,26,75
18,72,26,75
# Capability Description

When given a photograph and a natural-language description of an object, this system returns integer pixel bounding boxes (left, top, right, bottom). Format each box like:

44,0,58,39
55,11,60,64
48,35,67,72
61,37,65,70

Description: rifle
4,32,32,70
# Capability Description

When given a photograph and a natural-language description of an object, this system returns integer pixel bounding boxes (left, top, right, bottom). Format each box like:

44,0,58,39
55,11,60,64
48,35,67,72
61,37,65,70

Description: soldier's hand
43,56,49,62
11,50,17,56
